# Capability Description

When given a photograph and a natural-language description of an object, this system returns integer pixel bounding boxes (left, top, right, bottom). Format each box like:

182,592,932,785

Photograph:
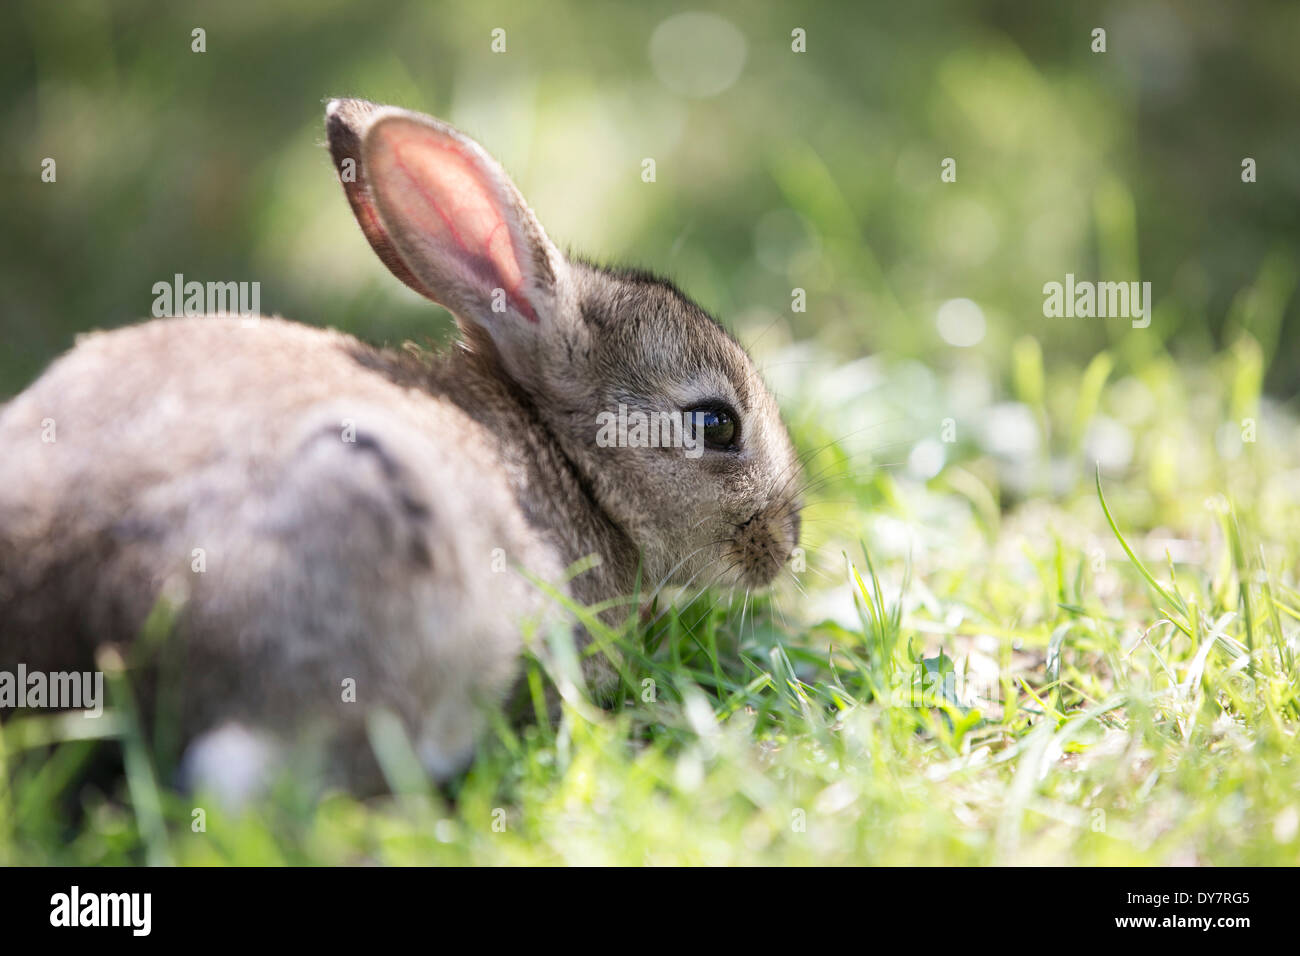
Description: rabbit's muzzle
729,499,802,586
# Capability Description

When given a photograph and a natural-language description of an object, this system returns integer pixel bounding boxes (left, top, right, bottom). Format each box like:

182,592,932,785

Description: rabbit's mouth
725,503,801,587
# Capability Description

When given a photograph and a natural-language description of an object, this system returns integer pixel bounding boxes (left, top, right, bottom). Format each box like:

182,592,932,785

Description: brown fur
0,100,801,792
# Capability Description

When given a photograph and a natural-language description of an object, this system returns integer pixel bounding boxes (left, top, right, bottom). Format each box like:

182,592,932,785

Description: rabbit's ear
326,98,436,300
345,103,569,342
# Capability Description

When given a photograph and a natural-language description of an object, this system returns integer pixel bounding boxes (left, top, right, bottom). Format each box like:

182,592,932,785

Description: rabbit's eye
688,405,739,450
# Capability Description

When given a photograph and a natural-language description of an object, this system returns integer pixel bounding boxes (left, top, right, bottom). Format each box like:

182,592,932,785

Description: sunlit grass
3,339,1298,866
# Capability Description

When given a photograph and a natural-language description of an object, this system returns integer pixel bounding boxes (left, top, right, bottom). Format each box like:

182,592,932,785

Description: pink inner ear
377,123,537,322
347,182,436,299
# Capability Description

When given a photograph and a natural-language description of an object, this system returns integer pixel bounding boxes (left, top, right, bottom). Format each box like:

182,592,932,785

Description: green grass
3,338,1300,866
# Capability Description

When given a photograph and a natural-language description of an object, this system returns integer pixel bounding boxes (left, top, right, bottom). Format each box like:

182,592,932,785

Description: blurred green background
2,0,1297,433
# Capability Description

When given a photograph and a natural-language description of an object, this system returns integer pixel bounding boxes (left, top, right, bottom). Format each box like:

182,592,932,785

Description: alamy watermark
50,886,151,936
0,664,104,717
596,404,708,458
1042,273,1151,328
151,272,260,321
886,662,1001,710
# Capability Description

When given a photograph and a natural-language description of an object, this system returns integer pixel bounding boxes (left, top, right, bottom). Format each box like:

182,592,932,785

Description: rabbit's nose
733,507,798,586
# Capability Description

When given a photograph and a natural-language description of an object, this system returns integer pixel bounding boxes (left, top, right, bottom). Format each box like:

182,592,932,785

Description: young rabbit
0,98,802,797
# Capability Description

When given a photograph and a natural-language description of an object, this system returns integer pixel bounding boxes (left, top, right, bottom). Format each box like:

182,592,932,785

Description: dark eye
687,405,739,450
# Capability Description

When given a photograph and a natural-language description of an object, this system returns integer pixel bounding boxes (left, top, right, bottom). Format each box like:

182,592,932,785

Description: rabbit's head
326,99,802,590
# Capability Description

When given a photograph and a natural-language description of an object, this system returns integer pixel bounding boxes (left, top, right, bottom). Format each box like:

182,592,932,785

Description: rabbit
0,98,803,799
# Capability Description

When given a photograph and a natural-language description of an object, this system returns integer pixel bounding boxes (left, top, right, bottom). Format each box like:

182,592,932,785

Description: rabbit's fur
0,99,802,795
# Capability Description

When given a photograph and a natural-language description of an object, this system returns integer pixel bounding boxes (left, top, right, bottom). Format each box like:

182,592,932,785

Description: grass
2,336,1299,866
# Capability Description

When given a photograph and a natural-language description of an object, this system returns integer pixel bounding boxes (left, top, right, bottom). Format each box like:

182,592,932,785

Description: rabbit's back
0,316,552,780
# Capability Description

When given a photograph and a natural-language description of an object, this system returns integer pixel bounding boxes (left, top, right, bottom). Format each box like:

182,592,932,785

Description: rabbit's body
0,312,633,779
0,99,802,793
